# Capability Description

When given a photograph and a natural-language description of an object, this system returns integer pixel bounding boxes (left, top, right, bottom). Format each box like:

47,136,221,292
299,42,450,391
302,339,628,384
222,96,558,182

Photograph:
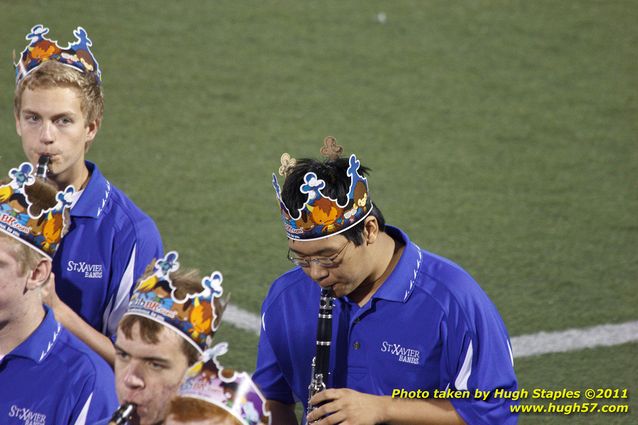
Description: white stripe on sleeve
102,245,137,337
73,392,93,425
454,341,473,391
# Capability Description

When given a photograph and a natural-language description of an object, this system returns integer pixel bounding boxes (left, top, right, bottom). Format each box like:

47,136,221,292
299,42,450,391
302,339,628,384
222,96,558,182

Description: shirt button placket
351,316,361,350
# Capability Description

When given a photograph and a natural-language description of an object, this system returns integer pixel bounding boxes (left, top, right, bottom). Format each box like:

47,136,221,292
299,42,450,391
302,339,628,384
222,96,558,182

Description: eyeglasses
287,240,351,268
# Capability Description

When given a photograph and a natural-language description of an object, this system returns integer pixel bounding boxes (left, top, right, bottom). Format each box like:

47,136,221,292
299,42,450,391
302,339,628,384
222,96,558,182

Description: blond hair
0,232,46,275
14,61,103,124
0,176,67,274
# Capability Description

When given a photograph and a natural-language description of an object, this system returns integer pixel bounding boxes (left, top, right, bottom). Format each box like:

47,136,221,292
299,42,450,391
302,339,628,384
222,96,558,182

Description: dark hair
281,157,385,246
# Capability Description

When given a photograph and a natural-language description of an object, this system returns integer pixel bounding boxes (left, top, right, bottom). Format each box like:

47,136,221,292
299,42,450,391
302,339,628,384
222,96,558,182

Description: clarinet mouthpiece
36,155,50,179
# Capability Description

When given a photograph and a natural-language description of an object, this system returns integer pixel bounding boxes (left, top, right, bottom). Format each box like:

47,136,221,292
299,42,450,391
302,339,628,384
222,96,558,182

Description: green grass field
1,1,636,423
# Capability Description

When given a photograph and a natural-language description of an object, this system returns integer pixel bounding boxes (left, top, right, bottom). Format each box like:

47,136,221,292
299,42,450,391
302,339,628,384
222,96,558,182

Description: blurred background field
0,1,636,423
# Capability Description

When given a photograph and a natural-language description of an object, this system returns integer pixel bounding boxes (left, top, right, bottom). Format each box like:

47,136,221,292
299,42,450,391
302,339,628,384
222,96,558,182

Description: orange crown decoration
126,251,224,354
0,163,75,258
272,138,374,240
15,24,101,84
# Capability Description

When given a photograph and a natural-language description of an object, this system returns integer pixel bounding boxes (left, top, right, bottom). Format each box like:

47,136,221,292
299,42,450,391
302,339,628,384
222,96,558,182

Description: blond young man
0,163,117,424
13,25,163,366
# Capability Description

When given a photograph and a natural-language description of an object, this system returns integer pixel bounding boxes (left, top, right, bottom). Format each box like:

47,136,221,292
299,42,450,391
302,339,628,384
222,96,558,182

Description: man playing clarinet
253,138,518,424
103,251,227,425
12,24,163,366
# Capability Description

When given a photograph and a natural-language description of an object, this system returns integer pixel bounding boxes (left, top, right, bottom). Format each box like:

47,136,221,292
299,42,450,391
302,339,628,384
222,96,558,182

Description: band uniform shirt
0,306,118,425
254,226,518,425
52,161,163,339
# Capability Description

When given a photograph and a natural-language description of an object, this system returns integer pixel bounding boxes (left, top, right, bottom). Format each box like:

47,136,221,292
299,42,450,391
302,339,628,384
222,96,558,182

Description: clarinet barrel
314,289,333,379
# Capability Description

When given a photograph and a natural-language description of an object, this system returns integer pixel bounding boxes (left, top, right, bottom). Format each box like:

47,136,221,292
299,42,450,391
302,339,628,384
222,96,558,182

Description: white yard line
510,320,638,358
224,304,263,334
223,304,638,358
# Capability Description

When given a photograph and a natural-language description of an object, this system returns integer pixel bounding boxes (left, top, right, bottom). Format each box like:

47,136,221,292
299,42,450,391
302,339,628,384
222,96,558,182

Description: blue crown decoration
0,163,75,258
126,251,224,354
179,343,271,425
273,147,374,241
15,24,101,84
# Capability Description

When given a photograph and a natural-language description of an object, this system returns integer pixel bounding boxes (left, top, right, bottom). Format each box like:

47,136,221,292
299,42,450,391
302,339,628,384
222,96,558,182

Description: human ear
26,257,52,291
84,118,101,152
363,216,379,244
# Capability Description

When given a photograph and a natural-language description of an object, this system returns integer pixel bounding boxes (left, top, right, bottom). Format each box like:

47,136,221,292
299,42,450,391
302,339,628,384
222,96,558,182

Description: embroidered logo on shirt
67,260,104,279
381,341,421,365
8,405,47,424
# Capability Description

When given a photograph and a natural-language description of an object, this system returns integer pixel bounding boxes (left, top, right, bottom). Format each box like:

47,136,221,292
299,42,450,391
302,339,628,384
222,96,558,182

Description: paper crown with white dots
15,24,102,84
0,162,75,259
126,251,225,354
178,343,271,425
272,137,374,241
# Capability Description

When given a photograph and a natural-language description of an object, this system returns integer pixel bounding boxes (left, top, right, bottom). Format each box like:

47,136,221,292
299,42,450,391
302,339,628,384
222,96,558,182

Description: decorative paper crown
272,137,374,240
126,251,224,354
178,343,271,425
0,163,75,259
15,24,101,84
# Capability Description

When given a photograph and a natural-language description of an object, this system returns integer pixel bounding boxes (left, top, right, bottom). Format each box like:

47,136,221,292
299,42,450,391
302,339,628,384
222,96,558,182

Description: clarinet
306,288,335,418
36,155,50,179
108,403,136,425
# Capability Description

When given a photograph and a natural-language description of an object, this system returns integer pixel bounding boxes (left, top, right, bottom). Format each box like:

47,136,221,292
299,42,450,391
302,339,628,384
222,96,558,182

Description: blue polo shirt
0,307,118,425
52,161,163,338
254,226,518,425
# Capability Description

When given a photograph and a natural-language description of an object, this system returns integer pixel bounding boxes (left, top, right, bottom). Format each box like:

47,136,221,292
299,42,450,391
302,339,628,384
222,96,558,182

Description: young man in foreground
107,251,226,425
0,162,117,424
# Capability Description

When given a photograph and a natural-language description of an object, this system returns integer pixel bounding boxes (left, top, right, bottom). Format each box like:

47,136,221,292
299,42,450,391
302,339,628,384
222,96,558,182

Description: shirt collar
71,161,112,218
369,225,424,303
9,306,62,363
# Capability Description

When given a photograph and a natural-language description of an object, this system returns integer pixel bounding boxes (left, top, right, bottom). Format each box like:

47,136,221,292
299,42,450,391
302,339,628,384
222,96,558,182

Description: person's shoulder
89,164,159,235
386,226,481,297
49,327,114,381
419,249,477,288
262,267,314,310
404,238,482,298
411,246,492,310
105,182,156,226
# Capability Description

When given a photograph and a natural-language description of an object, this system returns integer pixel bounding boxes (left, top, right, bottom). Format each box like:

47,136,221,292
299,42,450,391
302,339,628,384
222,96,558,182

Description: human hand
307,388,387,425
